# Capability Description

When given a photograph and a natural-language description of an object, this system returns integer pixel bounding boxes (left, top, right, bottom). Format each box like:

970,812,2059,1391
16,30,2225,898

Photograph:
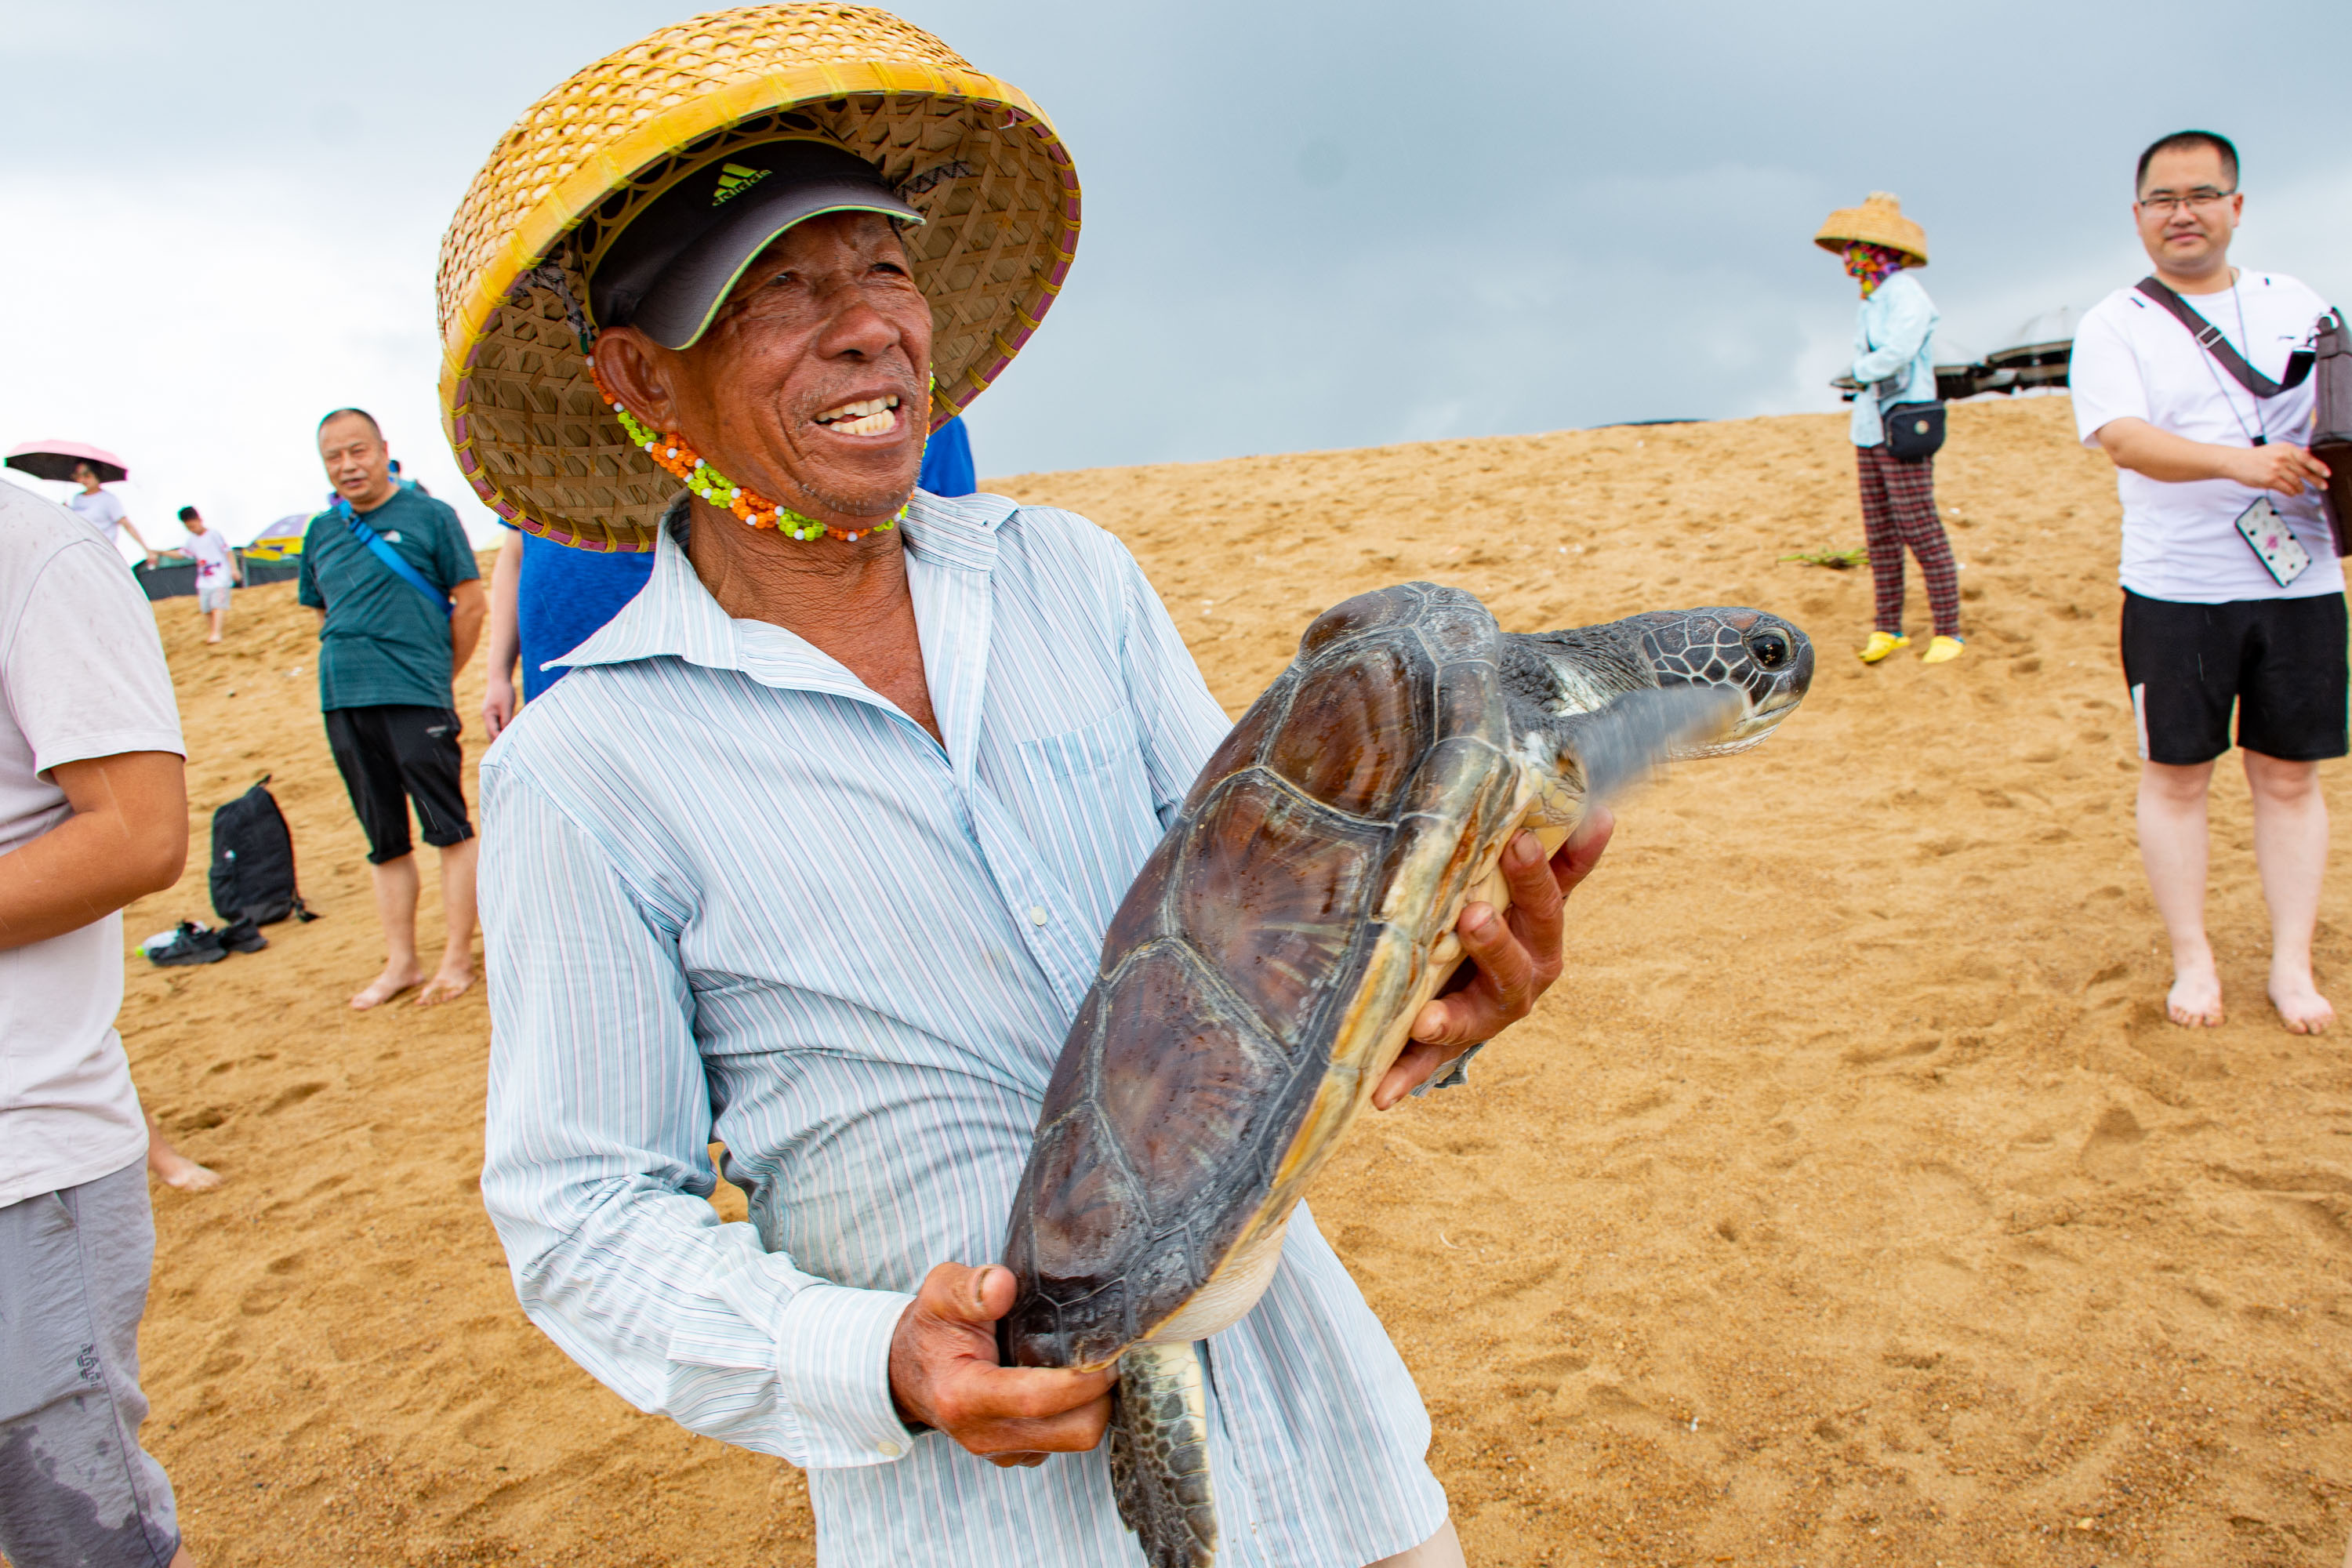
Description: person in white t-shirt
0,484,201,1566
63,459,158,568
177,504,241,644
2069,129,2339,1034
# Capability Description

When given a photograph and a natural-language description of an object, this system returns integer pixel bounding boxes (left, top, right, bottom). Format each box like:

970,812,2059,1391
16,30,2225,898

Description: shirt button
1026,906,1049,927
877,1439,902,1458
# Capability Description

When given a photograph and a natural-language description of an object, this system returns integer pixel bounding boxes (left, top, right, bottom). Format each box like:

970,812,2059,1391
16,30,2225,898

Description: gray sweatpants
0,1159,180,1567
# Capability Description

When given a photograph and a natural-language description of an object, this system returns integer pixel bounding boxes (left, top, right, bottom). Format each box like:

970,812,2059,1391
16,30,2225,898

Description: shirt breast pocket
1004,708,1164,929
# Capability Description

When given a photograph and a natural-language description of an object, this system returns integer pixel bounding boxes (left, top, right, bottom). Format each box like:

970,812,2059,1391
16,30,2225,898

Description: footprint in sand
2079,1105,2147,1182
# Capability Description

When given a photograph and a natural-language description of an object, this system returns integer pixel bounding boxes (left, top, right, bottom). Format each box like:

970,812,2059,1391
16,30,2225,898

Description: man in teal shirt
299,409,486,1009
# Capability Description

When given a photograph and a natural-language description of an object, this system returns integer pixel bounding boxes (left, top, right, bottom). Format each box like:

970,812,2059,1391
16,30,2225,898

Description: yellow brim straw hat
1812,191,1928,269
435,3,1079,551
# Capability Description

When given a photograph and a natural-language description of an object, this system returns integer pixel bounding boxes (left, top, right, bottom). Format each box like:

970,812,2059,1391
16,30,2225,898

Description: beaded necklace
585,358,906,543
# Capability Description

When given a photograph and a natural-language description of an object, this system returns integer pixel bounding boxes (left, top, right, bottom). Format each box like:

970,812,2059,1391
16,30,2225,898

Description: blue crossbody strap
333,495,452,617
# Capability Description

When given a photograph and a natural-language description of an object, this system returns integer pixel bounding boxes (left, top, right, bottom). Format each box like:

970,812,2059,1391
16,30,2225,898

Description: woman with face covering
1817,193,1965,666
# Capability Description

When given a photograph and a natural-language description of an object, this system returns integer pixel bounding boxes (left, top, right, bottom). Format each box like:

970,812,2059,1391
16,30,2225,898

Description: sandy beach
107,395,2352,1566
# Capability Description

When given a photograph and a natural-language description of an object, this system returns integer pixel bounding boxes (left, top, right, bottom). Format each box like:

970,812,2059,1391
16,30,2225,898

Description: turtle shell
1002,583,1530,1370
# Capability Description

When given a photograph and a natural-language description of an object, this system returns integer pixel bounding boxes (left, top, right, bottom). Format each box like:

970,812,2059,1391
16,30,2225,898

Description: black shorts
2120,590,2349,765
324,704,474,863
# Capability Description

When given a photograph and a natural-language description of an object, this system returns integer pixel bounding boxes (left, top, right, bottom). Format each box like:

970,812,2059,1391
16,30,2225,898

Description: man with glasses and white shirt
2070,129,2339,1034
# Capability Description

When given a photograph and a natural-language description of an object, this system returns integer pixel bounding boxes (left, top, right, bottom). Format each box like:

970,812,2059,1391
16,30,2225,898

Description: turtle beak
1729,692,1799,741
1745,619,1814,721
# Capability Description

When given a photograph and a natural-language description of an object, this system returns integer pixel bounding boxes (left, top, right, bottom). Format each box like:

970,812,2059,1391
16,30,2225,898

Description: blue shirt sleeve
917,416,977,498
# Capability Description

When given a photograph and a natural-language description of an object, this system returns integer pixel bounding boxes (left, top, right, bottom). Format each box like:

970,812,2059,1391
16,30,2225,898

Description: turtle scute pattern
1003,583,1523,1369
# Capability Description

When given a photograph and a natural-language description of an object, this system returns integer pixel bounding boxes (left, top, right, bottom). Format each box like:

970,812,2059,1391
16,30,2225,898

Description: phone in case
2236,495,2311,587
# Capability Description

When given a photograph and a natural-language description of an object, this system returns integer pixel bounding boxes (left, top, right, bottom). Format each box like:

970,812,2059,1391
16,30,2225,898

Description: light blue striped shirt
477,492,1449,1566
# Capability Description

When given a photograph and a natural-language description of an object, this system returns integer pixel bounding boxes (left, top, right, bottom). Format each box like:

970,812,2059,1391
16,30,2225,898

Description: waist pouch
1883,401,1946,460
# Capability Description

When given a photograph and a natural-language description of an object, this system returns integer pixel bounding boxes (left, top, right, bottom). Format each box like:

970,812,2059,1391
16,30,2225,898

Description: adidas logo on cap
712,162,771,206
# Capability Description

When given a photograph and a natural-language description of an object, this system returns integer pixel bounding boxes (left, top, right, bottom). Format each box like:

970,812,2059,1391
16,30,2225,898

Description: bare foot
2167,963,2225,1027
204,634,223,644
149,1142,222,1192
352,964,426,1010
416,966,474,1007
143,1110,223,1192
2270,965,2336,1034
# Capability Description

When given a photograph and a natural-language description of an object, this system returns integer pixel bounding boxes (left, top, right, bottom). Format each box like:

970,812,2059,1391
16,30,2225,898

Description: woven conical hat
1813,191,1928,267
436,4,1079,551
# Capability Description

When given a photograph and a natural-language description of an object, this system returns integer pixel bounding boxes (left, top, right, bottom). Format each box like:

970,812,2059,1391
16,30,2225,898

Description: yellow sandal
1858,631,1910,664
1920,635,1965,666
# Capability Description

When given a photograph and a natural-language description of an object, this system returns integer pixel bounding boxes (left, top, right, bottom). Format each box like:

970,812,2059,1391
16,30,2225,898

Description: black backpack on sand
209,778,317,926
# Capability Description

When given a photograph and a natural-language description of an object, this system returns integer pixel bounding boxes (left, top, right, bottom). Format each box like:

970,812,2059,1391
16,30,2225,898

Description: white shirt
2070,270,2339,603
187,528,231,585
64,486,129,546
0,486,186,1207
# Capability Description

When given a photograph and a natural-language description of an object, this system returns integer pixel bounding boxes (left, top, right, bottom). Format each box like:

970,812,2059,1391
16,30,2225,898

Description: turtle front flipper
1109,1341,1218,1568
1551,684,1744,804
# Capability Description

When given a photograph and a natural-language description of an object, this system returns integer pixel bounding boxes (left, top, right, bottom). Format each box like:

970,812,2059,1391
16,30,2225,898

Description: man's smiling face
596,210,933,528
2135,143,2241,283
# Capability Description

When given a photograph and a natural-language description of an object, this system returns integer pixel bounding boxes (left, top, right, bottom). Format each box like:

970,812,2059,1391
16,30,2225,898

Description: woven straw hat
1813,191,1928,268
436,4,1080,551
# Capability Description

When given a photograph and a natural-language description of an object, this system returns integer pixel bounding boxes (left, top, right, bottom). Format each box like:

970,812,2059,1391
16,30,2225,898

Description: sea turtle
1000,583,1813,1567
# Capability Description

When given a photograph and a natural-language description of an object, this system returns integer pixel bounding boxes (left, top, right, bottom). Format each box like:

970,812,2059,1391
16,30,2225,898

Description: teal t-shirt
296,487,481,712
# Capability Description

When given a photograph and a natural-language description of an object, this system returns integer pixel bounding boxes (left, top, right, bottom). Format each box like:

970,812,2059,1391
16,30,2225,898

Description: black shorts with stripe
324,703,474,863
2121,589,2349,765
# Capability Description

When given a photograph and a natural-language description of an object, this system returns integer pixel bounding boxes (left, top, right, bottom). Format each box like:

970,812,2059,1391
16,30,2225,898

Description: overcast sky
3,0,2347,550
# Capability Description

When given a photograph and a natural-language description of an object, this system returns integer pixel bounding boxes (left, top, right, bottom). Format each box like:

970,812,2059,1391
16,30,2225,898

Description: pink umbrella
5,440,129,485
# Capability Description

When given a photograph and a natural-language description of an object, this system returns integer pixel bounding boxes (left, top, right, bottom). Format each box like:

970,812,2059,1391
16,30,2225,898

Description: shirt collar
554,488,1015,694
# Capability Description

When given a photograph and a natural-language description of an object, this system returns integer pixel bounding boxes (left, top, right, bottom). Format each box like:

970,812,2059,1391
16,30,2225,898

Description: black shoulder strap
2136,276,2314,398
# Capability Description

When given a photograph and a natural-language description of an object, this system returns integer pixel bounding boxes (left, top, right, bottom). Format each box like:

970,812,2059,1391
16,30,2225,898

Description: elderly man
299,410,486,1007
458,13,1600,1566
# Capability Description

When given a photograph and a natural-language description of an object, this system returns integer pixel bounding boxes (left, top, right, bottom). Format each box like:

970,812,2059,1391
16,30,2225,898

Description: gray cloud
2,0,2344,528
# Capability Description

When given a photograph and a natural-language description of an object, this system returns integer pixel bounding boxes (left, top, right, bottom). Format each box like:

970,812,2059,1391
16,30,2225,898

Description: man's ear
593,328,679,432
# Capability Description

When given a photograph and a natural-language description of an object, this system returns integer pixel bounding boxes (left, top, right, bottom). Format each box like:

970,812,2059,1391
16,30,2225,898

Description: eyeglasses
2136,187,2237,214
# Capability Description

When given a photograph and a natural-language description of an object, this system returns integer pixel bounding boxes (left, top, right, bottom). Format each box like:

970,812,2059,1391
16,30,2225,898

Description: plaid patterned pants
1855,443,1960,637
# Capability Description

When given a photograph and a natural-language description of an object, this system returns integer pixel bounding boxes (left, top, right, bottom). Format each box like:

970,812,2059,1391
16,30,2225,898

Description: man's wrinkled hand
887,1261,1115,1468
1373,808,1615,1111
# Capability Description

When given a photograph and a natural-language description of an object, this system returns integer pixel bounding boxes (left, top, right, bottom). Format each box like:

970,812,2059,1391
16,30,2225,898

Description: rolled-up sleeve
1112,546,1234,830
477,760,916,1468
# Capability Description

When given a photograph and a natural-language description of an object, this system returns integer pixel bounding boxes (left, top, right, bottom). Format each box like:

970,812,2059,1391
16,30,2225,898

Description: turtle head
1501,606,1813,820
1621,606,1813,754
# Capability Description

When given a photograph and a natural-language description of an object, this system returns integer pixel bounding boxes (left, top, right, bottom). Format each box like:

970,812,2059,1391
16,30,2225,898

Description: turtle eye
1748,632,1789,670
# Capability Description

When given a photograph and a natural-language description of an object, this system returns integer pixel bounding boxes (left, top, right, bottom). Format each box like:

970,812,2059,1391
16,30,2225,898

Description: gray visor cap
588,137,924,350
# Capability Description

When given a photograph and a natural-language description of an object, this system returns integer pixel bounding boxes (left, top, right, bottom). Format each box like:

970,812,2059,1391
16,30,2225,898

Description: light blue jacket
1849,269,1939,447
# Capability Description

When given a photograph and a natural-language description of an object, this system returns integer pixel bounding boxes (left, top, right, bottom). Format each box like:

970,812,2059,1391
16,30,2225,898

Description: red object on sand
5,441,129,485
